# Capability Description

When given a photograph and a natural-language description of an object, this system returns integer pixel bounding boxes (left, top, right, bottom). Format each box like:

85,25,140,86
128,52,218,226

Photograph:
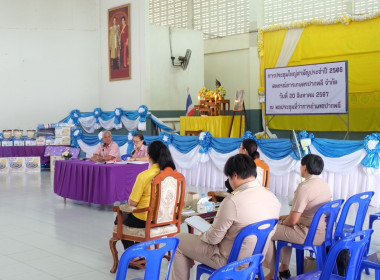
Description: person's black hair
134,133,146,145
122,16,126,20
242,139,260,160
224,154,257,179
148,140,176,170
301,154,324,175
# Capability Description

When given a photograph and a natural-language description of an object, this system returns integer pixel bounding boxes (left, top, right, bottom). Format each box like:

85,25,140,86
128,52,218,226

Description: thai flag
186,88,195,116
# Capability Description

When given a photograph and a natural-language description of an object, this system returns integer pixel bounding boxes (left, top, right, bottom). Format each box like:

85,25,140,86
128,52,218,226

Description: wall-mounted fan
171,49,191,70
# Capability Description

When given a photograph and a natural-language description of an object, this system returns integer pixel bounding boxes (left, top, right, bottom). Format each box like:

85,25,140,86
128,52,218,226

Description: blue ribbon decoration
70,109,81,126
159,132,173,146
71,128,83,148
299,130,314,140
126,131,138,154
242,131,257,141
199,131,213,154
361,133,380,169
138,105,148,123
114,108,123,125
93,108,103,124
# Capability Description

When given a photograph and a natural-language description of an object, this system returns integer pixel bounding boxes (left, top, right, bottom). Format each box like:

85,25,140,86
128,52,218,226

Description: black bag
336,249,351,276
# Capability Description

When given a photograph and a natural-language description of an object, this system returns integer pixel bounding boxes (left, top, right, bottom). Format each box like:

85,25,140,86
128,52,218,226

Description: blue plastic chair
334,192,374,240
361,211,380,277
360,250,380,280
209,254,264,280
115,237,180,280
289,230,373,280
196,218,278,280
274,199,344,280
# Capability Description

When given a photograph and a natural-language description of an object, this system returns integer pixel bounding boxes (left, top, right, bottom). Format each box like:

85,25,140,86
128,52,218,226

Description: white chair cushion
157,176,177,224
113,224,178,238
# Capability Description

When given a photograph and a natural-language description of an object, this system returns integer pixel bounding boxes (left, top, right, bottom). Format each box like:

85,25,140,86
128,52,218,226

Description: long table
54,160,149,204
0,146,50,164
180,116,245,138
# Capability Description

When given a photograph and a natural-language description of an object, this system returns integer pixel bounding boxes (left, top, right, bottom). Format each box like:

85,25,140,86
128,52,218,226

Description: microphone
131,149,136,155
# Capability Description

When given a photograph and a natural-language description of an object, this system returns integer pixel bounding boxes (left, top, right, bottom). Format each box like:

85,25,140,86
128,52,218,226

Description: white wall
204,33,261,110
147,25,204,110
0,0,100,130
99,0,148,111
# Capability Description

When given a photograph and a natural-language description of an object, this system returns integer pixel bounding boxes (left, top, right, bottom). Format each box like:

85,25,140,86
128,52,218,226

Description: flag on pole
186,87,195,116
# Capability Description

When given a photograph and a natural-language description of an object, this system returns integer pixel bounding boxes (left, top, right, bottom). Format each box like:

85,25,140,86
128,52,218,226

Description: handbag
304,255,317,273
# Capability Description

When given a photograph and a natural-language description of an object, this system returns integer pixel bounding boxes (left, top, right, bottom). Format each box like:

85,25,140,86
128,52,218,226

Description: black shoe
279,269,291,279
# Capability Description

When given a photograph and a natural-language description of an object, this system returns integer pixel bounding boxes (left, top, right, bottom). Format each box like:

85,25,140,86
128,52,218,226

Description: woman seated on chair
225,139,265,192
127,133,148,162
116,140,176,251
263,154,332,280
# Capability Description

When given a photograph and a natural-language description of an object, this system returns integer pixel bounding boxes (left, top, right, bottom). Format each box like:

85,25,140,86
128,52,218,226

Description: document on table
127,161,148,164
184,216,211,233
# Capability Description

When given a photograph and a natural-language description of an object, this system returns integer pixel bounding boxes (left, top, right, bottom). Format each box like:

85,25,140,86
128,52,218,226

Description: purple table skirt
0,146,49,164
54,160,149,204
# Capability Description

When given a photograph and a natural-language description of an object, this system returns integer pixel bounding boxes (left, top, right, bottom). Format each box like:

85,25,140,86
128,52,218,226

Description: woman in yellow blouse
118,140,176,251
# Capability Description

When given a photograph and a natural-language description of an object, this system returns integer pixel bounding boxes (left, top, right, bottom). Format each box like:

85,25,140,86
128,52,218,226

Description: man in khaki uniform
170,154,281,280
264,154,332,280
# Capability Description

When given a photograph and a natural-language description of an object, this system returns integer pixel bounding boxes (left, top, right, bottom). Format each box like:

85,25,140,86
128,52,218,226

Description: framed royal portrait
108,4,131,81
233,90,245,111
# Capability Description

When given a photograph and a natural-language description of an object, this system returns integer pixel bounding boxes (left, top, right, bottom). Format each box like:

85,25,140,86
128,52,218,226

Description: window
149,0,188,29
354,0,379,15
263,0,347,26
149,0,250,39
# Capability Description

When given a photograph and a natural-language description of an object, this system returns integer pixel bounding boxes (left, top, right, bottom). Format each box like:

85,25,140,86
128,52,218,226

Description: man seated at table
169,154,281,280
90,131,121,162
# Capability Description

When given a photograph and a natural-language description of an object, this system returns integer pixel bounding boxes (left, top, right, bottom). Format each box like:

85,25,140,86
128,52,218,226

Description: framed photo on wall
108,4,131,81
233,90,245,111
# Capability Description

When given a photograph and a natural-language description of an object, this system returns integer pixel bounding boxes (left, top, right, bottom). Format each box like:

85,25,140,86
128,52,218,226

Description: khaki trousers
264,224,325,271
169,233,227,280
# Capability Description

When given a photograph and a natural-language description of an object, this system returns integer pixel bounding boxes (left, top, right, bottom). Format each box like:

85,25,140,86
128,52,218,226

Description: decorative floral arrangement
215,86,226,99
199,79,227,101
62,149,73,160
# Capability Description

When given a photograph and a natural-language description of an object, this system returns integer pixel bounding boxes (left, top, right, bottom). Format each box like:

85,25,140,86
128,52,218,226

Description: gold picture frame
108,4,131,81
233,90,245,111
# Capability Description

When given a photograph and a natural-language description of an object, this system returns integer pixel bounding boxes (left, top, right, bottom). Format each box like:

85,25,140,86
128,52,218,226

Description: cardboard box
55,127,71,137
50,155,63,172
25,139,37,146
25,157,41,172
8,157,25,172
45,136,55,145
185,192,200,209
0,158,9,173
13,138,25,146
1,139,13,146
36,136,46,146
54,136,71,146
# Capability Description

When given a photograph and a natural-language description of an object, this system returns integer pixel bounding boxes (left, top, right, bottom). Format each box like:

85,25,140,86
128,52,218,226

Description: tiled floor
0,171,378,279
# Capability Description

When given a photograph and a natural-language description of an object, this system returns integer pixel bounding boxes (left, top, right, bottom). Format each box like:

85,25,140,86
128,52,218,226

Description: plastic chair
274,199,344,280
334,192,374,240
289,230,373,280
196,218,278,280
115,237,180,280
209,254,264,280
360,250,380,279
362,211,380,276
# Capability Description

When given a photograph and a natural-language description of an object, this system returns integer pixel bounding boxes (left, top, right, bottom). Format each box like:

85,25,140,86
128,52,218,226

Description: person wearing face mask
90,131,121,162
127,134,148,162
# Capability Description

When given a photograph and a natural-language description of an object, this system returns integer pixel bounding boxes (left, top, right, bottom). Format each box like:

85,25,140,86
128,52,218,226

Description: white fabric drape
174,144,380,208
275,28,304,67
